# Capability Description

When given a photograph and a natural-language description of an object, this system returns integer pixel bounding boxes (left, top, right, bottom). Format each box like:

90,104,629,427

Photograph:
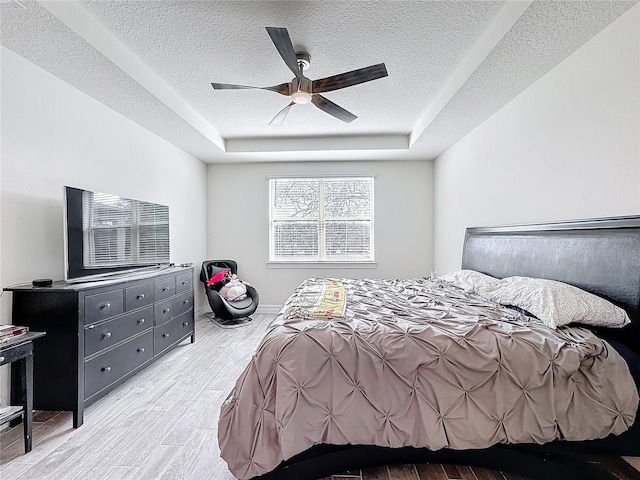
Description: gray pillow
482,276,631,329
439,269,500,294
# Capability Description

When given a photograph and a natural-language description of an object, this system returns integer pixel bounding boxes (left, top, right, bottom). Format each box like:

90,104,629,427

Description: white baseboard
256,304,282,314
196,304,281,317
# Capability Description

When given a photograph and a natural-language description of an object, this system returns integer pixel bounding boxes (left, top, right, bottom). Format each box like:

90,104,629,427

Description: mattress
218,277,639,479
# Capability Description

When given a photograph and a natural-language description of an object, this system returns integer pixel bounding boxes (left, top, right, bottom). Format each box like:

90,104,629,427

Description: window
269,176,374,262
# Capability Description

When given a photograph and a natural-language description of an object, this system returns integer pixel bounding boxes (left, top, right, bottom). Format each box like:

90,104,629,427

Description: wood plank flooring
0,313,639,480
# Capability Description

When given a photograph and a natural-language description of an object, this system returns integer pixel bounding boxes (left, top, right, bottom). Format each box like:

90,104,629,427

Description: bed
218,215,640,480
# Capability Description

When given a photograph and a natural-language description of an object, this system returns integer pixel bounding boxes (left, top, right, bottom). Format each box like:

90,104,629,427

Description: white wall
0,47,208,408
433,3,640,274
207,160,433,307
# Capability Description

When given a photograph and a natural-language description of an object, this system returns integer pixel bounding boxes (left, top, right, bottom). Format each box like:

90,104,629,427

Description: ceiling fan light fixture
291,90,312,105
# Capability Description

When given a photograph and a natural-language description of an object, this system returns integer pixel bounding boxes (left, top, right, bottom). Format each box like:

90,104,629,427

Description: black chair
200,260,259,327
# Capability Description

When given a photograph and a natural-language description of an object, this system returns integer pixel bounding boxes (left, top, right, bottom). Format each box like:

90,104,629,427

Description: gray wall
433,3,640,275
0,46,208,409
207,160,434,307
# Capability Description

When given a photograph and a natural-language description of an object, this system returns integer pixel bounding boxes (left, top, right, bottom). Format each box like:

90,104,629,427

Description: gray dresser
7,266,195,427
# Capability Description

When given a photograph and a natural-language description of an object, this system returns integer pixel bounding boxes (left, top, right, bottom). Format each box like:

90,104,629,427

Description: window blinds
269,177,374,261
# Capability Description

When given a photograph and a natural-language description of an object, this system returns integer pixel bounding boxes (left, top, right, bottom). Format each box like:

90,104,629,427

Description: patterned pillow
483,276,631,329
439,269,500,294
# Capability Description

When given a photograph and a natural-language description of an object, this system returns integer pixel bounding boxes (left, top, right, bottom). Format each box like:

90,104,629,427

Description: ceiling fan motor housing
293,76,312,95
296,51,311,71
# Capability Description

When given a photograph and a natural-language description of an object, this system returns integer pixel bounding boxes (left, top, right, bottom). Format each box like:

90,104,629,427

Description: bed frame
251,215,640,480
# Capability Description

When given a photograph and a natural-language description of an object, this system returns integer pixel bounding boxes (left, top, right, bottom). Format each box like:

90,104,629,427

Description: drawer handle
100,303,111,310
103,332,112,338
137,293,145,299
182,281,188,285
162,287,169,292
138,347,145,353
163,333,170,338
138,318,145,324
183,300,189,305
163,308,170,314
183,321,189,326
0,356,5,363
102,366,111,373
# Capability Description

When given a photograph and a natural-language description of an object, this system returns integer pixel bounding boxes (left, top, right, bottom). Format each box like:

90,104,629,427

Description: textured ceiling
1,0,638,163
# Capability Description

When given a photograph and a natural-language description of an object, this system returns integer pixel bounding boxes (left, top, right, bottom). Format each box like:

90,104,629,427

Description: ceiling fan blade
211,82,290,96
311,95,357,123
312,63,388,94
269,102,295,126
265,27,301,79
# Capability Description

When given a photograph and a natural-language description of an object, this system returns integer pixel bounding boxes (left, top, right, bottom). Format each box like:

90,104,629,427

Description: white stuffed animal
219,274,247,301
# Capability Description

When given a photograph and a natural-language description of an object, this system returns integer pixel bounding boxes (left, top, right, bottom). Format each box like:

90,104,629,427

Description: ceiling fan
211,27,388,126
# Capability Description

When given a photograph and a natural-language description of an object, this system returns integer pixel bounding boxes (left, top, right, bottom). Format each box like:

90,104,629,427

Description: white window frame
268,175,376,267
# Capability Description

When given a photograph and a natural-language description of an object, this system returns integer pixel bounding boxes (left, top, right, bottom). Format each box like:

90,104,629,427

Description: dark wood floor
1,314,639,480
322,457,640,480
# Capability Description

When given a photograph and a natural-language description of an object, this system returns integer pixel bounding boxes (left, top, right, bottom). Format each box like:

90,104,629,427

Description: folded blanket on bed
219,277,639,479
283,278,346,319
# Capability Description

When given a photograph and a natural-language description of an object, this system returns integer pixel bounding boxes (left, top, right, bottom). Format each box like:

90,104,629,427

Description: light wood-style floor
1,313,639,480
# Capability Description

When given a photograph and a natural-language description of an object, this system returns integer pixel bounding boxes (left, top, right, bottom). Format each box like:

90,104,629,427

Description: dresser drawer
85,289,124,325
84,331,153,399
154,291,193,327
154,311,193,354
155,277,176,301
125,282,154,311
176,272,193,294
84,306,153,357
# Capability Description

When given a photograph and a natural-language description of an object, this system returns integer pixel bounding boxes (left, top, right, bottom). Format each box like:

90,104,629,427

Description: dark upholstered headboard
461,215,640,351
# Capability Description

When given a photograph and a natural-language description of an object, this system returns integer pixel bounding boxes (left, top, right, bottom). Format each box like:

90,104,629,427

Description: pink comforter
218,278,639,479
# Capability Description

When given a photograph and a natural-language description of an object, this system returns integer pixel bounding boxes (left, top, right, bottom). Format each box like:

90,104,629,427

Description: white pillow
482,276,631,329
439,269,500,294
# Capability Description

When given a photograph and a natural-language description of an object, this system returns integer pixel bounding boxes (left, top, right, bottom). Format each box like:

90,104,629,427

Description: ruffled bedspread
218,278,639,479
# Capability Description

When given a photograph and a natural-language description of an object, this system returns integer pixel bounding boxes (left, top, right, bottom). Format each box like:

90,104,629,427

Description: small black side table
0,331,46,453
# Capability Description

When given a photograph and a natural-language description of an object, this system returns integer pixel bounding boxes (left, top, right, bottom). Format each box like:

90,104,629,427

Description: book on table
0,325,29,343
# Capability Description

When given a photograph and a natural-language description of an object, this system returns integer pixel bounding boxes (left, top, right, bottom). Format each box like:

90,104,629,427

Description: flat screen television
64,186,170,283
